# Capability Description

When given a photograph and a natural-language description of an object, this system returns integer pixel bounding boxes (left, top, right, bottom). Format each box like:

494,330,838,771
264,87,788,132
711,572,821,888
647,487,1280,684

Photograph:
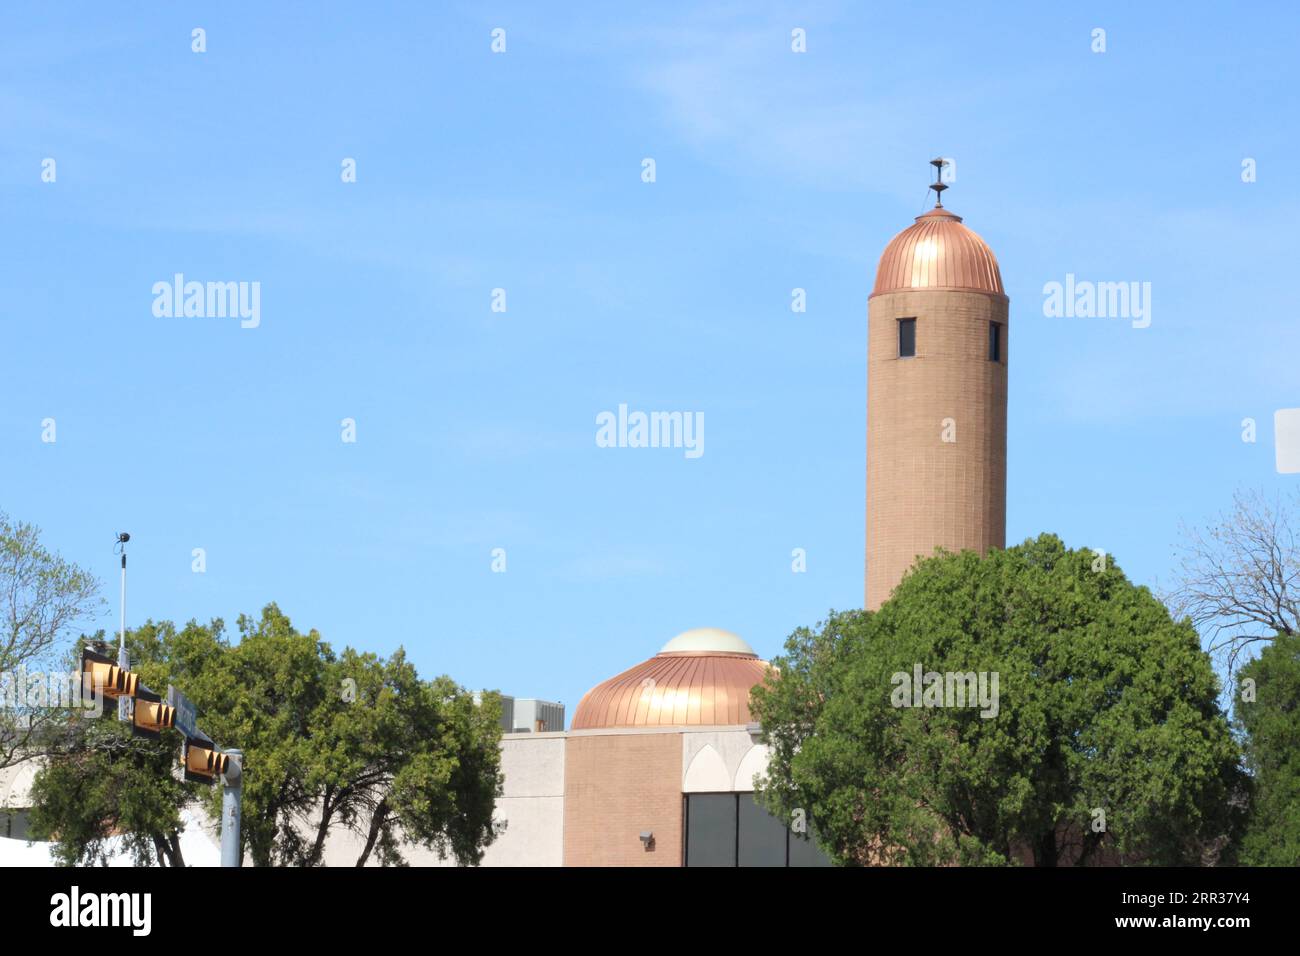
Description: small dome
659,627,755,655
872,206,1004,297
572,628,770,730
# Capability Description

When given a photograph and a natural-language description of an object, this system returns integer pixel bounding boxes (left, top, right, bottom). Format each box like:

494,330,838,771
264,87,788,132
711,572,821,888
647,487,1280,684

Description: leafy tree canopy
1237,630,1300,865
752,534,1246,866
0,511,102,771
30,604,504,866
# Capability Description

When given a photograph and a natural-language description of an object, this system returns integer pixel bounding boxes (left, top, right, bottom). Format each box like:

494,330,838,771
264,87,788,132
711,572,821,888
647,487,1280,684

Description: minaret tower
866,159,1008,609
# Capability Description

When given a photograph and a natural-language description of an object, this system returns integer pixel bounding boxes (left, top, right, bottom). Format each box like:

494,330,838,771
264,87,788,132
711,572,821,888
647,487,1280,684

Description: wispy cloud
626,12,1012,199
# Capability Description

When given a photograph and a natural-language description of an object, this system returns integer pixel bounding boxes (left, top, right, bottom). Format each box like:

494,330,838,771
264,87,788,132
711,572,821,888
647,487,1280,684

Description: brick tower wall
866,288,1008,609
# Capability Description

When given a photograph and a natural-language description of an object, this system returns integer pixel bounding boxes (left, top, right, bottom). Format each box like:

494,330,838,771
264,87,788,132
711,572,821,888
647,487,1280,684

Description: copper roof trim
571,651,772,730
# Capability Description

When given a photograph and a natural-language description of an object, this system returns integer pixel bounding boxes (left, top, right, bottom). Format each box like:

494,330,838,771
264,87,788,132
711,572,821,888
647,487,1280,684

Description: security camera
117,532,130,543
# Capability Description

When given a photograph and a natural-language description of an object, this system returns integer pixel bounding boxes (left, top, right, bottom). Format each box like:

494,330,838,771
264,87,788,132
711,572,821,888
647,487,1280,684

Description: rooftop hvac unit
511,698,564,733
475,692,514,732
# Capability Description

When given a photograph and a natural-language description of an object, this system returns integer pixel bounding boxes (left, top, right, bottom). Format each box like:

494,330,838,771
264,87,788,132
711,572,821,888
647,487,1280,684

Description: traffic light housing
80,648,139,700
183,739,230,784
131,687,175,738
80,647,231,784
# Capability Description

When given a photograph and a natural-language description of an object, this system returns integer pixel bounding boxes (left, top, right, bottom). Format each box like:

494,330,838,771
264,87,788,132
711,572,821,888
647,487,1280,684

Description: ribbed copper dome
571,629,771,730
871,206,1004,297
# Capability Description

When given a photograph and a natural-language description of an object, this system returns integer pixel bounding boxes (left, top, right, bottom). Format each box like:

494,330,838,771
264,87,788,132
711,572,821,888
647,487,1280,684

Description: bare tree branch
0,513,104,772
1166,488,1300,681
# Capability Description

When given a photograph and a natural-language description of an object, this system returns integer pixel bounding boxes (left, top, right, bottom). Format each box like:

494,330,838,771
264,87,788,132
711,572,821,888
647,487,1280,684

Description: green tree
25,628,211,866
304,647,506,867
30,605,505,867
752,534,1246,866
0,511,102,771
27,709,194,866
1237,630,1300,865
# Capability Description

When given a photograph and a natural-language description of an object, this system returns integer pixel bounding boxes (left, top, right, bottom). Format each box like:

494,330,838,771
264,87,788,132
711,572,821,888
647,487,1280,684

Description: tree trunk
1076,829,1103,867
355,799,390,867
307,786,336,867
1035,829,1057,867
169,830,186,868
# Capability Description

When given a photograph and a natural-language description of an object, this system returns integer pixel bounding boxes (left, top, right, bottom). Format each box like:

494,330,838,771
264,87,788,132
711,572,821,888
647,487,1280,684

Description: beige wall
480,734,566,866
866,288,1008,609
318,732,566,867
563,731,682,866
682,729,769,792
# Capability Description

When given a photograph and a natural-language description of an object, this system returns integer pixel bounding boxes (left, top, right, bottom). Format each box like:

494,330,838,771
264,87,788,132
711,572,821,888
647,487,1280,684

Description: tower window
988,322,1001,362
898,318,916,358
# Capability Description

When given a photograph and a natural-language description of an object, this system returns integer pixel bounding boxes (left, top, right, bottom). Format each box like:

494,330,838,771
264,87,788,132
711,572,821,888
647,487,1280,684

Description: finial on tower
929,156,949,207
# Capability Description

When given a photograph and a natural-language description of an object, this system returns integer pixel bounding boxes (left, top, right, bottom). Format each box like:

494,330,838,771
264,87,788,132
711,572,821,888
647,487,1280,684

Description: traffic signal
183,739,230,784
131,687,175,738
80,648,139,700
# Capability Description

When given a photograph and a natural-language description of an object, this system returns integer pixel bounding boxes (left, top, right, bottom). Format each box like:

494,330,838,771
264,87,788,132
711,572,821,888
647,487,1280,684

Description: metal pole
118,545,129,721
220,750,243,867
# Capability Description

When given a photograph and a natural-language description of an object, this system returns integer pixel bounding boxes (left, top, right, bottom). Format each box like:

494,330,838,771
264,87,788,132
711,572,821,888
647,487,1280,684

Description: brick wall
563,731,682,866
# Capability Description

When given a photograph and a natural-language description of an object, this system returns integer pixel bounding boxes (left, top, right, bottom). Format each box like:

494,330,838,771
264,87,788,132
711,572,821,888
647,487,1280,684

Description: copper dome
571,628,771,730
871,206,1004,297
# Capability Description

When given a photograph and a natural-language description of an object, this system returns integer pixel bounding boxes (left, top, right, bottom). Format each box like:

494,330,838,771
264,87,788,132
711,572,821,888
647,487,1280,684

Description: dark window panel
788,829,834,867
739,794,788,867
685,794,737,866
898,318,916,358
685,792,837,867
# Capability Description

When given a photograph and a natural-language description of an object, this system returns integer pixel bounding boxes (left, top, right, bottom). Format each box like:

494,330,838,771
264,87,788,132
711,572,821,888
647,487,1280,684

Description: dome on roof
872,206,1004,297
659,627,755,655
571,628,770,730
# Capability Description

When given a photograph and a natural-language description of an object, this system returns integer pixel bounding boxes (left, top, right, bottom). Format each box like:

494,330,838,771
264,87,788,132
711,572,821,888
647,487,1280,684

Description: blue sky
3,1,1297,722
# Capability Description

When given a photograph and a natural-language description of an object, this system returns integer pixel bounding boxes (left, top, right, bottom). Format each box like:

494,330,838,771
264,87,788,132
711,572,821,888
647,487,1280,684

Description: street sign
167,685,200,741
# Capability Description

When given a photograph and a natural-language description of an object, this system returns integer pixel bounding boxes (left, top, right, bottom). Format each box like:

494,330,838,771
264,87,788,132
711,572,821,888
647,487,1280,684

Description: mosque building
0,164,1008,867
424,162,1010,866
